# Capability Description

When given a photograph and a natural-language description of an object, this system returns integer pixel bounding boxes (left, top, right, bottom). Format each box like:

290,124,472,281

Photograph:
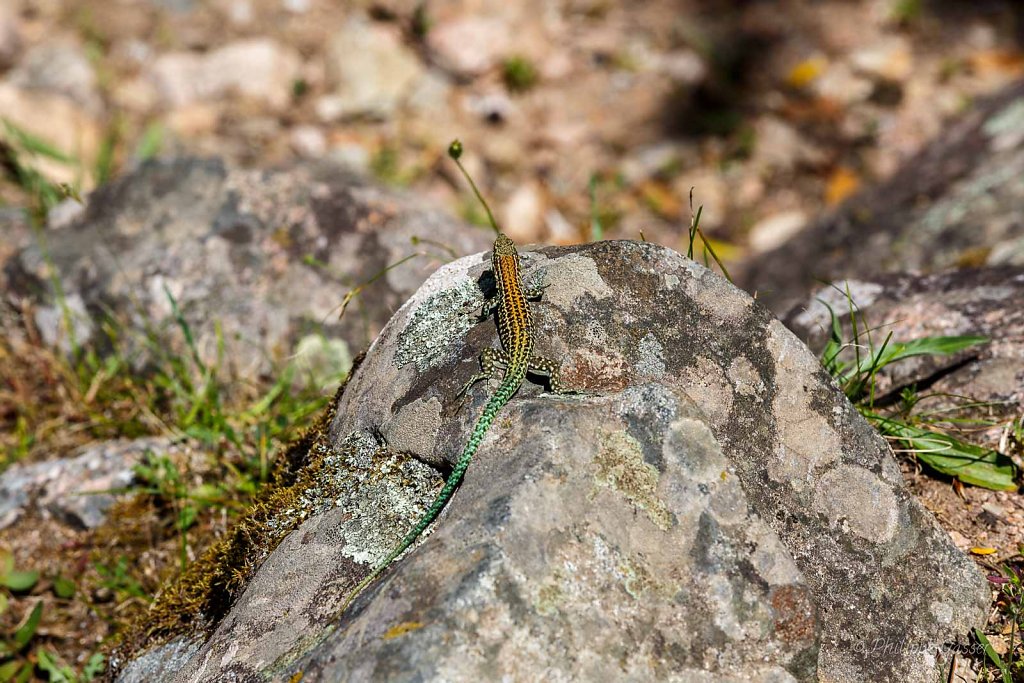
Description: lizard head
492,233,517,257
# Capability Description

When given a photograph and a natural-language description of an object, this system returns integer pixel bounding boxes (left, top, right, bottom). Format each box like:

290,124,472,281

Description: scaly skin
340,233,562,616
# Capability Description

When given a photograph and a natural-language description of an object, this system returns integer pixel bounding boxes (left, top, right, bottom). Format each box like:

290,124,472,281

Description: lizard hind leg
528,356,565,394
458,347,508,397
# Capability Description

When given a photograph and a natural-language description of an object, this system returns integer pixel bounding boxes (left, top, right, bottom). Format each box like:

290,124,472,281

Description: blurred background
2,0,1022,257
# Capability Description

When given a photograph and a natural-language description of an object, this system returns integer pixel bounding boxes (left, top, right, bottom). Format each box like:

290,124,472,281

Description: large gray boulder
3,158,492,378
741,80,1024,314
116,240,987,682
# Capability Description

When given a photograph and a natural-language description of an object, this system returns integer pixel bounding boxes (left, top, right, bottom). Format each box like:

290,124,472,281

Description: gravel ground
1,0,1022,263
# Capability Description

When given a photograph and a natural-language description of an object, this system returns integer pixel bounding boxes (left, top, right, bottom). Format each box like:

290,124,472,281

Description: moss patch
112,355,371,666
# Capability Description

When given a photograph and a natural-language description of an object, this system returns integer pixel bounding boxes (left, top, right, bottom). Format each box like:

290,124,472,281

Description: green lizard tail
339,374,522,617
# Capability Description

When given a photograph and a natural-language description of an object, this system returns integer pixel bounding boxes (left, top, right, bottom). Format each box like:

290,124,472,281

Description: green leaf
13,601,42,650
187,483,223,504
818,299,845,375
974,628,1012,683
0,660,21,680
890,334,988,358
13,660,32,683
36,648,75,682
1,119,76,164
872,415,1017,491
52,575,75,599
179,505,198,531
851,335,988,378
0,591,7,614
35,649,58,676
135,122,164,161
82,652,106,681
3,570,39,593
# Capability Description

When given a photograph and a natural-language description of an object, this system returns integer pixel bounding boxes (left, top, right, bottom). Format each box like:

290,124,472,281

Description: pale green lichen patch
267,432,383,535
336,437,442,566
395,280,480,372
590,534,655,600
532,532,662,616
533,577,564,617
634,333,666,379
593,431,672,531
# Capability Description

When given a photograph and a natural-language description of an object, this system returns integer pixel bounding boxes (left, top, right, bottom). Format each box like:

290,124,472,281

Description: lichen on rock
116,240,988,683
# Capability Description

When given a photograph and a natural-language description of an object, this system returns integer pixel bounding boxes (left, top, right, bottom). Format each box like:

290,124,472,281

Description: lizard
339,229,565,617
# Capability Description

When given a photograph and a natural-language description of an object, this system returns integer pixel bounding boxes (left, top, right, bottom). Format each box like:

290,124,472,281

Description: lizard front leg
459,347,509,397
463,296,498,323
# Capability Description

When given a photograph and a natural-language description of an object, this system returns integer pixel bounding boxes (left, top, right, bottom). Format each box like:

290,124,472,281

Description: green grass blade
13,601,43,650
974,628,1012,683
0,661,21,680
245,365,295,418
694,224,732,283
136,122,164,161
589,174,603,242
2,119,76,164
686,188,698,258
843,282,864,392
163,285,205,372
871,414,1017,491
858,331,894,407
818,299,847,376
687,207,701,259
0,131,68,219
869,335,988,371
94,118,122,185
